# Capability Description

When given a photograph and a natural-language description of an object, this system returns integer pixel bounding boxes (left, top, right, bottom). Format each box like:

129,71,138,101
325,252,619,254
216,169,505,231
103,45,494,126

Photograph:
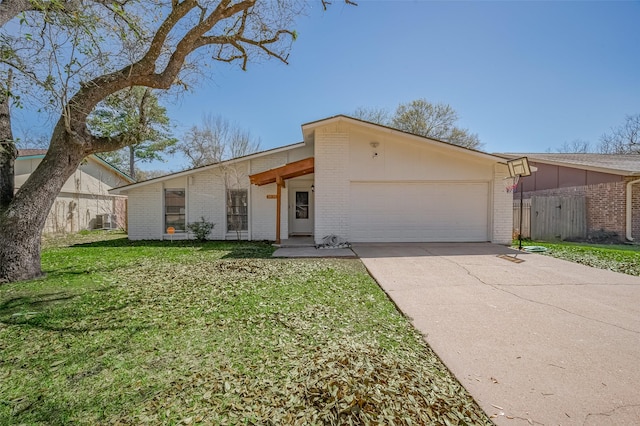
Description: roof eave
18,153,135,183
16,155,45,160
302,115,507,164
496,153,639,176
110,141,306,194
89,156,135,183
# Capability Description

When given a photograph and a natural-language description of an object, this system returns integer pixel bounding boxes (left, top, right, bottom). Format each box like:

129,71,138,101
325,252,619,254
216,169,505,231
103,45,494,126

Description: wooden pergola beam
249,157,314,186
248,157,315,245
276,180,282,244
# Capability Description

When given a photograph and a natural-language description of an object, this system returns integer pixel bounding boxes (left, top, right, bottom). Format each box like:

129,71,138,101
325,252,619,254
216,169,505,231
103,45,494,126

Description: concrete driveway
351,243,640,426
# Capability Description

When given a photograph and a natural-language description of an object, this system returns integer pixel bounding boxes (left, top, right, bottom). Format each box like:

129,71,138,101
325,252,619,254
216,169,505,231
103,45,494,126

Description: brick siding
633,180,640,240
187,169,225,240
493,164,513,244
521,177,640,240
127,184,163,240
314,131,350,244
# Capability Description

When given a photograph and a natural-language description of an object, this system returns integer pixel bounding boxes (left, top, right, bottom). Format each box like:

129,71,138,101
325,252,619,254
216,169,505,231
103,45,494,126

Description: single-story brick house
498,153,640,241
16,149,133,233
111,116,513,244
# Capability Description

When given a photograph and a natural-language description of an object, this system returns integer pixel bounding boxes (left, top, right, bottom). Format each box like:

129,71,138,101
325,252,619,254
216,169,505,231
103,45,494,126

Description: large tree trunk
0,0,307,284
128,144,135,179
0,72,16,210
0,120,86,283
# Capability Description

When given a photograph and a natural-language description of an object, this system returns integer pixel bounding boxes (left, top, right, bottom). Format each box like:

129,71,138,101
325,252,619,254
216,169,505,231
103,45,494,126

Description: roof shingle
497,153,640,175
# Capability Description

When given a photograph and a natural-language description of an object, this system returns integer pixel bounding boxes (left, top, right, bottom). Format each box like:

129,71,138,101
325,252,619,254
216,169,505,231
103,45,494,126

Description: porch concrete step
274,237,315,248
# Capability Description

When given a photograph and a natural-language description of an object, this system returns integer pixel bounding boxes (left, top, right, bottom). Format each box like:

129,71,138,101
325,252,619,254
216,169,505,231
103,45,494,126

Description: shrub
187,217,215,241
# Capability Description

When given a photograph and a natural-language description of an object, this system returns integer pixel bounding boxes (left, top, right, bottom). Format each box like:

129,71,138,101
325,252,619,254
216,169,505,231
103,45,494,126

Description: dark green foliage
186,217,215,241
89,87,176,178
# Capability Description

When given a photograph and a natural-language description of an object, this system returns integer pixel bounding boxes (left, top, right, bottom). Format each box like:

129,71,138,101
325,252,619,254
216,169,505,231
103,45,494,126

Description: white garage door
349,182,489,242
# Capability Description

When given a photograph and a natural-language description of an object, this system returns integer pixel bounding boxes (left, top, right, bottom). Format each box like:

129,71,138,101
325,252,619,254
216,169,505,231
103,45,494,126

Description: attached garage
309,115,511,244
349,182,489,242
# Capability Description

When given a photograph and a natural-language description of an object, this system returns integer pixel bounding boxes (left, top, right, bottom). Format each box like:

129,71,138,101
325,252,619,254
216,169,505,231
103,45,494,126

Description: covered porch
249,157,314,244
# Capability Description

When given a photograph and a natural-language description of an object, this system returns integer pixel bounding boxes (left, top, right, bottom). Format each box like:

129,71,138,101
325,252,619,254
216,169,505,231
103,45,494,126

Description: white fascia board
110,142,306,194
302,115,507,164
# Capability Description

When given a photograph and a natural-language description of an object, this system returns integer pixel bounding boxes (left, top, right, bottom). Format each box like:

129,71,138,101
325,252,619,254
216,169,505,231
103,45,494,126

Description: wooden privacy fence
514,196,586,241
512,198,531,239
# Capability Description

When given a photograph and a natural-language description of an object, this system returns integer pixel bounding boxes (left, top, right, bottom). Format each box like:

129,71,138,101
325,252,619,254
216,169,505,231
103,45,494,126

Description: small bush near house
186,216,216,241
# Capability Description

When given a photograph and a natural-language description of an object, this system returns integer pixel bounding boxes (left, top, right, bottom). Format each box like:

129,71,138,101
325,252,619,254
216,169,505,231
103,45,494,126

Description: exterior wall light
370,141,380,158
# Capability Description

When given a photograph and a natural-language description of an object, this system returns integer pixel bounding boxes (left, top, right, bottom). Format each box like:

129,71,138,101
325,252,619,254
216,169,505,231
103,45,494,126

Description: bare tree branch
68,0,291,147
321,0,357,11
173,113,260,168
598,114,640,154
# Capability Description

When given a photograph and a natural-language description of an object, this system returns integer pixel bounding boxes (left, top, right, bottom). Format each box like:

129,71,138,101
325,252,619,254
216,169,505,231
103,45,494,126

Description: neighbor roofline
110,141,306,194
301,114,507,164
17,151,135,183
16,154,45,160
91,155,136,183
495,153,640,176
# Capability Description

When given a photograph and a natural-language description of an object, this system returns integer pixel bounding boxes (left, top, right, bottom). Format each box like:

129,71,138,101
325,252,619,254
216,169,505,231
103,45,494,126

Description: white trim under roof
302,115,508,164
110,142,306,194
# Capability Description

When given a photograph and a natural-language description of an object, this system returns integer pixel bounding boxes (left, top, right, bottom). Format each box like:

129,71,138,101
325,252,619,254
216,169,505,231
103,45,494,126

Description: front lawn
521,240,640,276
1,232,490,425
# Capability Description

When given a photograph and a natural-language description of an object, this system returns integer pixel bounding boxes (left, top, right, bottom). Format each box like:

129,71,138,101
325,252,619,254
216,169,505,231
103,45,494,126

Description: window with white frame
226,189,248,232
164,189,186,231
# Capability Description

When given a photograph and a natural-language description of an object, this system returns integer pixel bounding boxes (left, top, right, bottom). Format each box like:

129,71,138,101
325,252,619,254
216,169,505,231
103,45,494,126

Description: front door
290,184,314,235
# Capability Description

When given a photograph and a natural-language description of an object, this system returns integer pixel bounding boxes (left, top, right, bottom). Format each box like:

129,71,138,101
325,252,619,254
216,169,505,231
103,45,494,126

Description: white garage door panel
350,182,488,242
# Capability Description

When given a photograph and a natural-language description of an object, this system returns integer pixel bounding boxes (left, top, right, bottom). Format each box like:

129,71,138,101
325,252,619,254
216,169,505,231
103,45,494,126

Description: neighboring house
16,149,134,234
111,116,513,244
498,153,640,241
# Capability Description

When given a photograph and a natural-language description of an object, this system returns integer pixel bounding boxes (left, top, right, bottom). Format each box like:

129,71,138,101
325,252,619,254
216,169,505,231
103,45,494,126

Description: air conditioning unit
96,213,118,230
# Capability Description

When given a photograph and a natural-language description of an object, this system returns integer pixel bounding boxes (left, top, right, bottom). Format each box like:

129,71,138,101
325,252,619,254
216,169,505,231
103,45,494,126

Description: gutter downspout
626,178,640,241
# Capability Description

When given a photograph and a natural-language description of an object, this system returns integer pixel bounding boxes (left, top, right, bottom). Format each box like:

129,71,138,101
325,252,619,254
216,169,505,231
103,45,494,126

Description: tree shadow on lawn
69,238,275,258
0,288,152,334
1,282,160,425
3,364,160,426
1,292,77,311
1,293,155,420
1,291,84,326
1,320,156,426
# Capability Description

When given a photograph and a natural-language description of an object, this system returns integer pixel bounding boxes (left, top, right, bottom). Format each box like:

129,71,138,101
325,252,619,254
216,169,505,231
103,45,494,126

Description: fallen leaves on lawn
111,339,490,426
3,248,491,426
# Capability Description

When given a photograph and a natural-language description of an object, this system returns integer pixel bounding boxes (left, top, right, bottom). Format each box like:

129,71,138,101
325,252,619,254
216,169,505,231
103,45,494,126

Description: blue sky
16,0,640,172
